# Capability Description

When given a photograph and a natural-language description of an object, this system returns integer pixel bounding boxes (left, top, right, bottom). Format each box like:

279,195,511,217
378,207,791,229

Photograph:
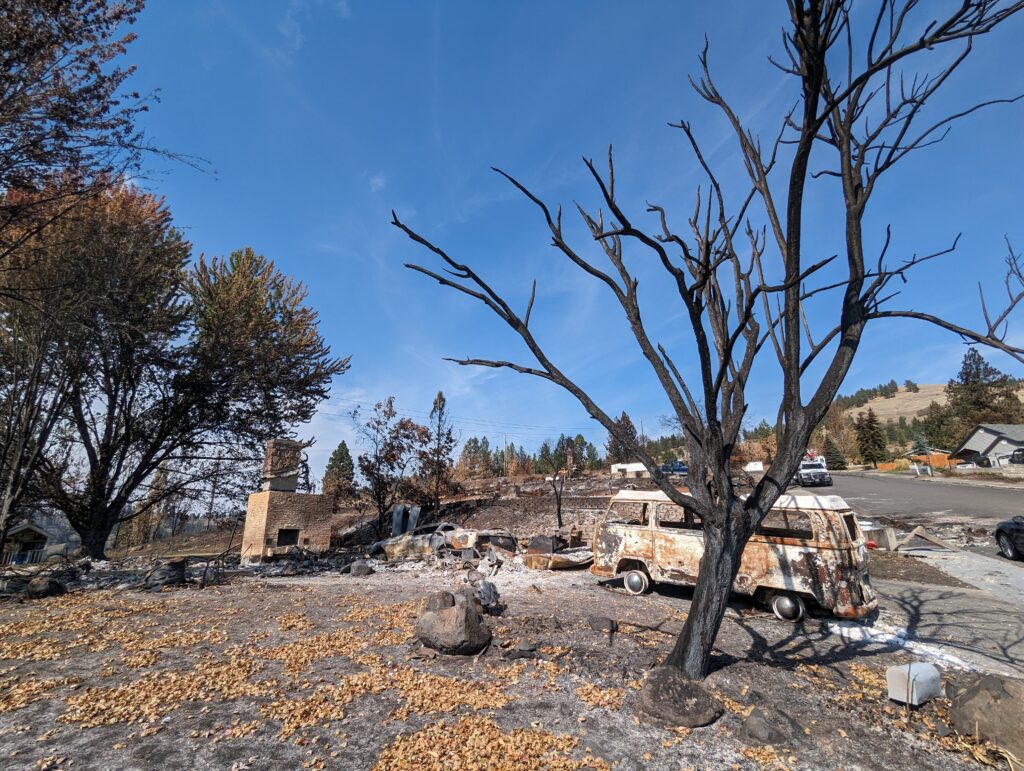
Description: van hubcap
771,593,805,622
624,571,647,594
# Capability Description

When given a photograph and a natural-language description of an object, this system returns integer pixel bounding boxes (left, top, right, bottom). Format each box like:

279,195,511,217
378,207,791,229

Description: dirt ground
0,559,1006,771
867,552,972,589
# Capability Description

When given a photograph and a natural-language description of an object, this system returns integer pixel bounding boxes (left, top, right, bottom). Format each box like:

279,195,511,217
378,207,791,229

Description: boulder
639,666,723,728
740,707,803,745
415,602,492,655
949,674,1024,760
425,591,456,612
144,557,186,590
349,560,374,577
25,577,67,599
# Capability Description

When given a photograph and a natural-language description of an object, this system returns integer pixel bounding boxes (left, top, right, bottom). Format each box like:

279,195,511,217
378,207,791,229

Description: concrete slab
902,546,1024,599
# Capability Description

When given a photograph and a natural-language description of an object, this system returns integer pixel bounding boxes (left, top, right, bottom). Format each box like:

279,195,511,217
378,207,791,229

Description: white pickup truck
794,458,833,487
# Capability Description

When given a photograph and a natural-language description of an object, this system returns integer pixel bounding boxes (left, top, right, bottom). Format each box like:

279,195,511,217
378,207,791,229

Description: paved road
823,473,1022,529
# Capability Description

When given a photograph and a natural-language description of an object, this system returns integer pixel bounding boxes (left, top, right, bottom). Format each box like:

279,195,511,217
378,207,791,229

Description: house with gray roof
951,424,1024,466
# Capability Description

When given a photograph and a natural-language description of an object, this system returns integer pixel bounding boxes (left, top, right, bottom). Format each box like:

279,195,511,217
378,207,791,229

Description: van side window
657,503,701,530
756,510,814,539
609,501,649,526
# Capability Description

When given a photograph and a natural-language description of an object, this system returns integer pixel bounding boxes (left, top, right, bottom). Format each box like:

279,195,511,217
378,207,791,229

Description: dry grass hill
842,383,946,422
843,383,1024,423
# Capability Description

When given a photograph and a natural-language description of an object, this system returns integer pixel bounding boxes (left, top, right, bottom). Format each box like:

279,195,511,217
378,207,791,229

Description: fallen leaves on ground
575,682,624,710
261,673,385,738
277,613,314,632
0,677,79,714
60,657,275,727
372,716,610,771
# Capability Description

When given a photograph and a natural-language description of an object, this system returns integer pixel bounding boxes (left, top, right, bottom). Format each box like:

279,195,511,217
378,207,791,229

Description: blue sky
128,1,1024,475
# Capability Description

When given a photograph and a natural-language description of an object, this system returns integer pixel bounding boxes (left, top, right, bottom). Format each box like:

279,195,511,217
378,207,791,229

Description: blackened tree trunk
396,1,1024,683
664,521,746,677
76,507,118,560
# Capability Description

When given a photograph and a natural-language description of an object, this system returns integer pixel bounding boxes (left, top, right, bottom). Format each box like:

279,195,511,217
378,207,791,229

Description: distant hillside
841,384,947,422
842,383,1024,423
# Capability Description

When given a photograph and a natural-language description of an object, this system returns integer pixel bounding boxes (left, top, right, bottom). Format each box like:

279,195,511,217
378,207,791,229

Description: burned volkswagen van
591,490,876,621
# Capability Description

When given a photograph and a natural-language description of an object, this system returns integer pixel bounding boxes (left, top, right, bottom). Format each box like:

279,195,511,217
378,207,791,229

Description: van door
652,502,704,585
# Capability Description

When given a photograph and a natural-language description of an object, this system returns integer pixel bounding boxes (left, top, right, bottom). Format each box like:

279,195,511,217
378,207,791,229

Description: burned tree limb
397,0,1024,681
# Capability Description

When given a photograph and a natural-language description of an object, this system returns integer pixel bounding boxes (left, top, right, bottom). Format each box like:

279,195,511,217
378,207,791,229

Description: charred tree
396,1,1024,680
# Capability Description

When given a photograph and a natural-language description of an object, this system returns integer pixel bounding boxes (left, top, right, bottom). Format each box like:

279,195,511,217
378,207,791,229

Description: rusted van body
591,490,877,619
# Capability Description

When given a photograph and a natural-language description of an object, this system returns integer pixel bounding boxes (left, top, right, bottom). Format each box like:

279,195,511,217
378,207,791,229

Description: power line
328,397,599,435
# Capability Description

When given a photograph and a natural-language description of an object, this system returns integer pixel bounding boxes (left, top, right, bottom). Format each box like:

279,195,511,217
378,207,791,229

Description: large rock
349,560,375,577
144,557,186,590
415,601,492,655
740,707,803,745
949,674,1024,759
425,590,456,612
25,577,67,599
639,666,723,728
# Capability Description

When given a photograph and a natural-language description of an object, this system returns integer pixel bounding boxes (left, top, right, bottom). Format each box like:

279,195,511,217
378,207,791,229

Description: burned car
369,522,517,561
995,515,1024,560
370,522,459,560
446,528,518,558
592,490,876,621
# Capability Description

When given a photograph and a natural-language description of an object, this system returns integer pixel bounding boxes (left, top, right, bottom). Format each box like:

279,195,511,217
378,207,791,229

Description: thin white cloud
277,0,309,53
337,0,352,19
368,173,388,193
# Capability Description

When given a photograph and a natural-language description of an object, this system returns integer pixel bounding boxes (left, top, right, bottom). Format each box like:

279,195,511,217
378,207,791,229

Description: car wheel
622,569,650,595
770,592,805,622
997,532,1021,560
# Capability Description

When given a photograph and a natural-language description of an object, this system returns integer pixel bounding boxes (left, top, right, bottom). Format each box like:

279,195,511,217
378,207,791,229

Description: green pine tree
855,409,887,467
824,436,847,470
946,349,1024,437
323,440,355,498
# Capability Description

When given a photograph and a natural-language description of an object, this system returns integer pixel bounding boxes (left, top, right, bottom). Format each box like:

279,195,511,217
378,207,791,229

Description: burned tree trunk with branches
396,0,1024,682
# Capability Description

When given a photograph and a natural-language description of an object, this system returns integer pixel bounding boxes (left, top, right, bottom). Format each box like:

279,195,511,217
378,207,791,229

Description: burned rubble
1,464,1022,770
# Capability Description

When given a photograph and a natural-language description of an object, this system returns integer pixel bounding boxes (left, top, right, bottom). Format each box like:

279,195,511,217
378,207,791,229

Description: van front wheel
622,569,650,595
770,592,805,622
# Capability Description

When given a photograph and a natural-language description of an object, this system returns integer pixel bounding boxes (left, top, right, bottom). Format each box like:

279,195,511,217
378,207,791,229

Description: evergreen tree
744,420,774,441
605,412,639,464
920,401,957,450
584,442,602,470
912,435,929,456
823,436,847,470
855,409,887,467
946,349,1024,433
323,440,355,499
536,439,555,473
904,379,920,393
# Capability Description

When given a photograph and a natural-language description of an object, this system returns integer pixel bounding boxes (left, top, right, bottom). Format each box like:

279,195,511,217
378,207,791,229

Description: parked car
793,459,833,487
658,460,689,475
591,490,877,621
1008,448,1024,465
995,516,1024,560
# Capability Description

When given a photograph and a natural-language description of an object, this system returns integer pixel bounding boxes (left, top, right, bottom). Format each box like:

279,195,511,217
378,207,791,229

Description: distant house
0,512,81,566
951,424,1024,466
610,462,651,479
1,522,50,566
